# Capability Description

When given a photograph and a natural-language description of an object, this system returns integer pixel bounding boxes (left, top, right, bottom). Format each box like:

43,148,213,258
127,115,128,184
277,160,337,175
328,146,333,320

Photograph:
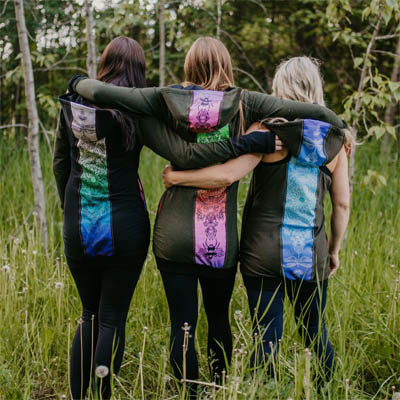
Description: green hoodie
74,80,344,271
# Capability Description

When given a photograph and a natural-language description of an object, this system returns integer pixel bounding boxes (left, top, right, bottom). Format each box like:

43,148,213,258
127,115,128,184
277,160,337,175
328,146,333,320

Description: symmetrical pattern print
70,103,113,256
281,120,329,280
194,121,230,268
298,119,331,166
194,188,227,268
188,91,224,132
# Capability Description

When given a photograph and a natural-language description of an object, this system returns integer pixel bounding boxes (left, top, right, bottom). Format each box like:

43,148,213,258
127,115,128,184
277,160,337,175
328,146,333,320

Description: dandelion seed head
55,281,64,289
234,310,243,320
181,323,191,331
21,249,26,254
2,265,10,272
32,250,37,255
95,365,109,378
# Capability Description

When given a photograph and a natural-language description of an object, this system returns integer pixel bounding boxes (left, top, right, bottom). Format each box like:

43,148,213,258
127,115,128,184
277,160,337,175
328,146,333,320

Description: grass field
0,137,399,399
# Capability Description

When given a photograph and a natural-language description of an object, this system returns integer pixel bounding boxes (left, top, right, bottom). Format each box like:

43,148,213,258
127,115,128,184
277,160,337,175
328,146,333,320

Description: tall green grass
0,138,398,399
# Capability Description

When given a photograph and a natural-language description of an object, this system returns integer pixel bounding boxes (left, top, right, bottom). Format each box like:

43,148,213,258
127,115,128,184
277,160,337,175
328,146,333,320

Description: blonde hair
272,56,354,150
183,37,234,91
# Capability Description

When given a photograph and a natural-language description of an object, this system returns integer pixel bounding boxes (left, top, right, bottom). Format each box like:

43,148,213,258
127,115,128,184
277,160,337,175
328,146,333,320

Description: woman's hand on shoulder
162,165,175,189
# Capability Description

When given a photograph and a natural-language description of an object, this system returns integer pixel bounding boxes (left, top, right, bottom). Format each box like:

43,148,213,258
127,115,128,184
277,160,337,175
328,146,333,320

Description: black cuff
232,130,276,155
68,75,88,93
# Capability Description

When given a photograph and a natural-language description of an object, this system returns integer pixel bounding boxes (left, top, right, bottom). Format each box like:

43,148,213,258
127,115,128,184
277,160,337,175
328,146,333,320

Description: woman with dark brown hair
54,36,278,399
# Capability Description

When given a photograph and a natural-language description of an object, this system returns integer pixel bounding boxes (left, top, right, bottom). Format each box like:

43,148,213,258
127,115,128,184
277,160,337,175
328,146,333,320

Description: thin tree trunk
216,0,222,40
159,0,165,87
14,0,48,248
349,15,382,194
381,34,400,154
84,0,97,79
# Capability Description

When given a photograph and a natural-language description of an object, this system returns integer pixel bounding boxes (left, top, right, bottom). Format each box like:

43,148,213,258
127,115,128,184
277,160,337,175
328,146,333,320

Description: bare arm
328,148,350,275
162,154,262,189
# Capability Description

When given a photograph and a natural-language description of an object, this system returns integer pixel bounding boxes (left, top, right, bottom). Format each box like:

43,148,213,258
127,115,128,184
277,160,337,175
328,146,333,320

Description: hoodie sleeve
75,79,167,116
137,117,276,169
53,110,71,208
245,91,345,128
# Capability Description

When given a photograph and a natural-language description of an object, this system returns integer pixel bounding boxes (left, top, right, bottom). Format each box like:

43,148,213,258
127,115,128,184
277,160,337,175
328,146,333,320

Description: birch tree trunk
14,0,48,248
381,34,400,154
349,16,382,194
84,0,97,79
216,0,222,40
159,0,165,87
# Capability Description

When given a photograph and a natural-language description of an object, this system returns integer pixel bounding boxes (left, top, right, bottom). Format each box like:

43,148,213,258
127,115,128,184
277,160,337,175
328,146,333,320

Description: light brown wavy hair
183,37,234,91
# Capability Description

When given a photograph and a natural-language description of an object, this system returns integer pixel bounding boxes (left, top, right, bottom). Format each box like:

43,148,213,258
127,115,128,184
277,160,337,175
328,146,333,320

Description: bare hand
275,137,284,152
328,252,340,277
162,165,174,189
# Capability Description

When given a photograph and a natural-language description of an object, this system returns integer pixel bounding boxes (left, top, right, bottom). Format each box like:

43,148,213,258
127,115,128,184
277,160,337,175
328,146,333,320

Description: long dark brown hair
97,36,146,150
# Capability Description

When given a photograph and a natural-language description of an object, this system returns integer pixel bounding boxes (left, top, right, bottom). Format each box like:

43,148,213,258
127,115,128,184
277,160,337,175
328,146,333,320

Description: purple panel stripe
188,90,224,133
194,188,227,268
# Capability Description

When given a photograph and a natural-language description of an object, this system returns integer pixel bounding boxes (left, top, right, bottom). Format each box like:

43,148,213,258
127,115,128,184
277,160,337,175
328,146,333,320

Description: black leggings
243,276,334,383
159,268,236,396
68,259,144,399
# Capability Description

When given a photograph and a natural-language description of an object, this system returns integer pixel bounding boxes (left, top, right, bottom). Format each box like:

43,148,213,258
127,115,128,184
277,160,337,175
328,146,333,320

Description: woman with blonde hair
71,41,345,395
163,56,350,386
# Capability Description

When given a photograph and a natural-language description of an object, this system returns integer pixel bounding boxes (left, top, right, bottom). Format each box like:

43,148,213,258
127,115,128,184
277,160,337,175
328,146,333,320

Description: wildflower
95,365,109,378
2,265,10,273
32,250,37,255
55,281,64,289
181,323,191,332
234,310,243,320
21,249,26,254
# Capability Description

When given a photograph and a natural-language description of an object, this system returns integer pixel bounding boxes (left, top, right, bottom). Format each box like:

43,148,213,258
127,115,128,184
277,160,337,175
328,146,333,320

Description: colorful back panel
281,120,329,280
188,91,225,133
70,102,113,257
194,122,229,268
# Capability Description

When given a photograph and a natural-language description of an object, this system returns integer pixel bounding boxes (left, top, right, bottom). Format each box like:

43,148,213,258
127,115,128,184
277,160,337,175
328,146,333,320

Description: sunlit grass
0,138,398,399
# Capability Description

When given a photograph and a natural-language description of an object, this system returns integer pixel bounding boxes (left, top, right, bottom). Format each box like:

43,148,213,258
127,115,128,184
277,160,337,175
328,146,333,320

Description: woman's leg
93,261,144,399
289,280,334,383
199,273,235,382
68,266,102,400
159,270,199,397
243,276,285,371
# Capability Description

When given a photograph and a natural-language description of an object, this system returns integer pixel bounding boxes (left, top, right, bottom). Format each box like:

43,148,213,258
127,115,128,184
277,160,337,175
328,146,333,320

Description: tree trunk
216,0,222,40
14,0,48,248
159,0,165,87
84,0,97,79
381,34,400,154
349,16,382,194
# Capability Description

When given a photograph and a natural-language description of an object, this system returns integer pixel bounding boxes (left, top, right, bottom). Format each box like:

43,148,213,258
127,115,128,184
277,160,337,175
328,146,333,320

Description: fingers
275,138,284,151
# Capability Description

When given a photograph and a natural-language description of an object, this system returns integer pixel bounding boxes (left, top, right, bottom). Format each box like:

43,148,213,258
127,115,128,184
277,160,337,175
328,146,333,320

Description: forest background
0,0,399,399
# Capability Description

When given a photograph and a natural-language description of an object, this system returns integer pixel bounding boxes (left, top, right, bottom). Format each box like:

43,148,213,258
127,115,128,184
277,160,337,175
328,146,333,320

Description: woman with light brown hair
71,38,345,396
